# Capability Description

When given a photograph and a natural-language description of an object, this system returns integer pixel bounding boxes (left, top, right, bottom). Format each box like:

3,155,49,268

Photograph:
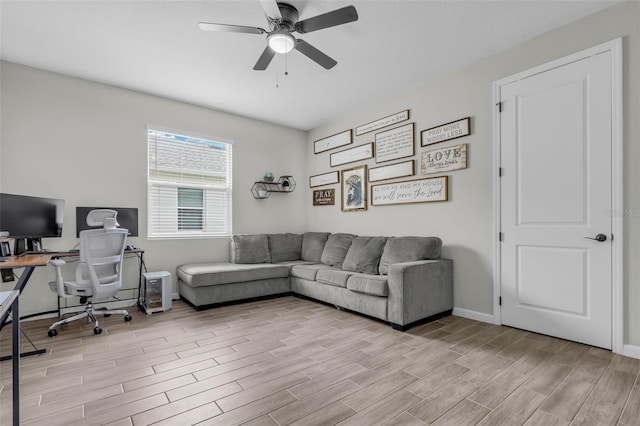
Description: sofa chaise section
177,262,291,309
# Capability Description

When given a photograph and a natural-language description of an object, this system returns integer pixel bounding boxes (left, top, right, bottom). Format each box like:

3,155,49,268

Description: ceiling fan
199,0,358,71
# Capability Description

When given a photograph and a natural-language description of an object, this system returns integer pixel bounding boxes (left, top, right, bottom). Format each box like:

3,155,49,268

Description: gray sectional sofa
177,232,453,330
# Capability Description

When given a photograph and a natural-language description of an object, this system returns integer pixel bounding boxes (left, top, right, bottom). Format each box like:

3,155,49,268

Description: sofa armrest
387,259,453,326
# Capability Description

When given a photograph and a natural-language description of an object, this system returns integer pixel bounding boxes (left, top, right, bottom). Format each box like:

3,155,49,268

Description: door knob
584,234,607,242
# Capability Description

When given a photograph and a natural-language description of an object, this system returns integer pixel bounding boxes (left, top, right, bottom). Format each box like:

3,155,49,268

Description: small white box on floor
142,271,172,314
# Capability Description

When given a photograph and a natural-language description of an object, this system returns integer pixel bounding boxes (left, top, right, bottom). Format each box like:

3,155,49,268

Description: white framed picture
314,129,352,154
368,160,414,182
309,171,339,188
330,143,374,167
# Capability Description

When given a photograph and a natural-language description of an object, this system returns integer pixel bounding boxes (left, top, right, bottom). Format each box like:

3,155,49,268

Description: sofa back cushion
301,232,331,262
341,236,387,275
268,233,302,262
231,234,271,264
320,233,356,268
378,236,442,274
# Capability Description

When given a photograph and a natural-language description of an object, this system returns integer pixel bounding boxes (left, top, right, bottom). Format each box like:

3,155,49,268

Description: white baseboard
623,344,640,360
452,307,494,324
19,299,139,322
21,312,58,322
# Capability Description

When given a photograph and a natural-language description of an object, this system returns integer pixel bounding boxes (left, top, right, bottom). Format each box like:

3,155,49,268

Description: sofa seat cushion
379,236,443,275
347,274,389,297
268,233,303,262
342,236,387,275
291,263,334,281
177,263,289,287
316,268,353,288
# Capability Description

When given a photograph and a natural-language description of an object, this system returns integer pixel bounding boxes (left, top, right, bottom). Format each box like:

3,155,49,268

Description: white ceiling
0,0,620,131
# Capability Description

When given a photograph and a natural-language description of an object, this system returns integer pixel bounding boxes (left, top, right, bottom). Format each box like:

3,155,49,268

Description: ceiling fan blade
199,22,266,35
260,0,282,19
295,39,337,69
253,46,276,70
295,6,358,34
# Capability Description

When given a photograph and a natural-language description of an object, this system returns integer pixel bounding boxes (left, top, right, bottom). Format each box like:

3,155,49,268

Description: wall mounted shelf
251,176,296,199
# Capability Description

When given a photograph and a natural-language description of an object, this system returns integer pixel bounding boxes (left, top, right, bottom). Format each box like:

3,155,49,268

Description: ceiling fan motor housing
268,3,299,31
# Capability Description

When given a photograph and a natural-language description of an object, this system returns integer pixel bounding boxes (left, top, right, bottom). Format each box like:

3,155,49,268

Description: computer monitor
0,192,65,254
76,207,139,237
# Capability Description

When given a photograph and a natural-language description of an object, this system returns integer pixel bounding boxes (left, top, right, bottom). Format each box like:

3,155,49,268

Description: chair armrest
48,258,66,267
387,259,453,326
48,258,71,298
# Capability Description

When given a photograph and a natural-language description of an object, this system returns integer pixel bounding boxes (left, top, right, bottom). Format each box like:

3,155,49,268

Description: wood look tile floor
1,296,639,425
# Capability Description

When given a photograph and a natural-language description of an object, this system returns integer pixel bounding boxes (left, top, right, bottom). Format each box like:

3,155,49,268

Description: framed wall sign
371,176,448,206
330,142,374,167
341,165,367,212
375,122,415,163
421,144,467,174
368,160,414,182
356,109,410,136
313,189,335,206
314,129,352,154
309,171,339,188
421,117,470,146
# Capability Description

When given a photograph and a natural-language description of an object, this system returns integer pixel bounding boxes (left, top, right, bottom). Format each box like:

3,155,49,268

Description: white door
499,49,614,349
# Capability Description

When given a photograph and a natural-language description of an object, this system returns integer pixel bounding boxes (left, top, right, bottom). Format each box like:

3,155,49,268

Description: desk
52,249,145,316
0,254,52,426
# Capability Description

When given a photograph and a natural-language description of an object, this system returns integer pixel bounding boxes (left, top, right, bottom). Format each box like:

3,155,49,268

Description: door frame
492,38,623,353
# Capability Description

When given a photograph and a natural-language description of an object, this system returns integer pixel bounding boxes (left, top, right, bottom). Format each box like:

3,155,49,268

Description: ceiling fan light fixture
267,31,295,54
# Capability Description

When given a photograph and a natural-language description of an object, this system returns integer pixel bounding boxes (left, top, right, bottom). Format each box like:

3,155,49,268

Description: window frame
147,125,233,240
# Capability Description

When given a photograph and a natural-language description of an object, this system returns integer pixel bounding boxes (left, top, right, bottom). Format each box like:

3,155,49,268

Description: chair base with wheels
47,297,132,337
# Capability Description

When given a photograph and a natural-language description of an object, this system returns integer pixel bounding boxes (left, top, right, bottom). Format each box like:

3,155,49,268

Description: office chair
47,209,132,336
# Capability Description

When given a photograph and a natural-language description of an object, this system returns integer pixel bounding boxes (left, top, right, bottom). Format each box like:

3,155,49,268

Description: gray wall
0,62,307,315
306,1,640,345
2,1,639,348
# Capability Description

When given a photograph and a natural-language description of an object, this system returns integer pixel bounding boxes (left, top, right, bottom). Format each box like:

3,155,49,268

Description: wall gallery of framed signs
309,109,471,212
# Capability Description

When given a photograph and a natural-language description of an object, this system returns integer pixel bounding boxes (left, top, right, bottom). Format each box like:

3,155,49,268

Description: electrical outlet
1,268,14,282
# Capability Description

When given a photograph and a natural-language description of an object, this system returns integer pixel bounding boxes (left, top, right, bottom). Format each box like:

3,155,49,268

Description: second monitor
76,207,139,237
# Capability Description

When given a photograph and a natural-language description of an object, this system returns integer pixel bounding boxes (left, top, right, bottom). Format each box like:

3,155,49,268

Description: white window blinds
147,127,232,239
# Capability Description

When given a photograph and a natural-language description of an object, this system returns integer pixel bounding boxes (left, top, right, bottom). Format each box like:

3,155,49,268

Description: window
147,127,232,238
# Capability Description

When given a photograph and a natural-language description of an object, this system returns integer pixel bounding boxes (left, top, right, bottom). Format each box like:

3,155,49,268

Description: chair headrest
86,209,120,229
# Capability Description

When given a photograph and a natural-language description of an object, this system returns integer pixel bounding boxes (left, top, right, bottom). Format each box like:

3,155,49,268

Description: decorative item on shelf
263,172,274,182
251,175,296,199
278,176,296,192
252,181,277,199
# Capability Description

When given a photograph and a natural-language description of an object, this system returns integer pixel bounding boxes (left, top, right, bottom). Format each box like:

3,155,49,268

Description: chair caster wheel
94,327,102,335
48,329,58,337
124,315,132,322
